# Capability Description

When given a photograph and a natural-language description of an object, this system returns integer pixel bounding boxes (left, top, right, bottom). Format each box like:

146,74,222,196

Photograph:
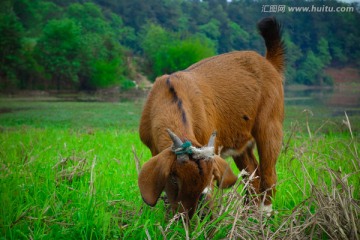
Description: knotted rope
173,141,193,155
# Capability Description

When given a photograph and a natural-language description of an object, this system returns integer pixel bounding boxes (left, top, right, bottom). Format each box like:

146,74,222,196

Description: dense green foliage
0,0,359,90
140,23,216,79
1,0,132,90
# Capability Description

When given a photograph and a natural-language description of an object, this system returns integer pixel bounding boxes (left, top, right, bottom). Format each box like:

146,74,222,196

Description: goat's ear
213,156,237,188
138,149,173,207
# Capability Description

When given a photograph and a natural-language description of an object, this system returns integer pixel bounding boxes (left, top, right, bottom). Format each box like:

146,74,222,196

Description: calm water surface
284,85,360,133
285,86,360,116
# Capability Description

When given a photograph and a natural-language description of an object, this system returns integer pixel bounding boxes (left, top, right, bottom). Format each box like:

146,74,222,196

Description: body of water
1,85,359,132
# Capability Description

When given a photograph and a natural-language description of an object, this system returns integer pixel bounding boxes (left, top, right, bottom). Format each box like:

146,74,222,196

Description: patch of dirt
0,107,32,115
0,108,12,114
325,67,360,85
95,87,149,102
324,67,360,107
134,73,153,89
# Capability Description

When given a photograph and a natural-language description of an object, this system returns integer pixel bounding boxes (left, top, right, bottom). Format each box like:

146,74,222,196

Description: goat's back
184,50,284,149
140,50,284,153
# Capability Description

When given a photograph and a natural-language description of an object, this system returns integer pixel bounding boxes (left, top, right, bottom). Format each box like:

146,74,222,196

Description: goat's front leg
233,146,260,202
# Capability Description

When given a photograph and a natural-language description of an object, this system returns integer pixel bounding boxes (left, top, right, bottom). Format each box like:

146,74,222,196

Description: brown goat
138,17,285,218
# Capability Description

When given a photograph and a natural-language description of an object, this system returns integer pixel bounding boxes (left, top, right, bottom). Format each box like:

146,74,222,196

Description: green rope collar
174,141,193,155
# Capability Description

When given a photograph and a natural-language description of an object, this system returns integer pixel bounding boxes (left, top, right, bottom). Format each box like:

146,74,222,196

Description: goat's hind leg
255,120,283,215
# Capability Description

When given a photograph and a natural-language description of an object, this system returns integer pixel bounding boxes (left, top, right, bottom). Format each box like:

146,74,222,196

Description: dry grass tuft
132,145,142,176
53,155,89,184
297,168,360,240
180,160,359,239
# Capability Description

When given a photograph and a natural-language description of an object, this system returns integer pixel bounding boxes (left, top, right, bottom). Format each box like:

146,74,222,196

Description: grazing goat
138,17,285,218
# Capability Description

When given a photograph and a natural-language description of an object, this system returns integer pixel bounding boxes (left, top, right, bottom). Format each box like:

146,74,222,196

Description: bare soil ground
325,67,360,85
325,67,360,107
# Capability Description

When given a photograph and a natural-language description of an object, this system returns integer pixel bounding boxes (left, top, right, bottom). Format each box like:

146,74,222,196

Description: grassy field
0,97,359,239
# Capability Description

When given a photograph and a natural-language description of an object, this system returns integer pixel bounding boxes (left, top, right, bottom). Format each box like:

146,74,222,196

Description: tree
229,21,250,50
317,38,331,66
283,32,303,84
296,51,324,85
35,19,82,90
90,57,125,88
89,35,127,89
199,18,221,40
165,37,216,73
140,23,216,79
65,3,128,89
0,11,24,90
139,23,173,78
66,2,107,34
108,13,136,48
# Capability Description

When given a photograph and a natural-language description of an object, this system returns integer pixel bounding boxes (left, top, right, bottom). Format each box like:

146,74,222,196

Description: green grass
0,99,143,129
0,98,359,239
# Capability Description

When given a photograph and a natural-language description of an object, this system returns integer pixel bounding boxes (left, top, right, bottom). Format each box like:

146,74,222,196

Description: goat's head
138,129,237,218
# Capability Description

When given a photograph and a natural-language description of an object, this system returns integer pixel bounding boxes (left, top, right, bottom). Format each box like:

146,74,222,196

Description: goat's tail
257,17,285,73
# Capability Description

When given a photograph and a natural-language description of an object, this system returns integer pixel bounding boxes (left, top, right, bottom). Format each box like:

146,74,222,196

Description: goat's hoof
260,203,273,217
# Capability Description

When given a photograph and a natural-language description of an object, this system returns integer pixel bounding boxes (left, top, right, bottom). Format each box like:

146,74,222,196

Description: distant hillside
0,0,359,91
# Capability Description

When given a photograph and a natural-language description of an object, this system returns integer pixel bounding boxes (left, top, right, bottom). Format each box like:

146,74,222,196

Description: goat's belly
221,148,242,158
219,139,254,159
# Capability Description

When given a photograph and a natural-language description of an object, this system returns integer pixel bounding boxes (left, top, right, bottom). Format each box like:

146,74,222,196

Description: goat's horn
166,129,183,149
207,131,217,147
